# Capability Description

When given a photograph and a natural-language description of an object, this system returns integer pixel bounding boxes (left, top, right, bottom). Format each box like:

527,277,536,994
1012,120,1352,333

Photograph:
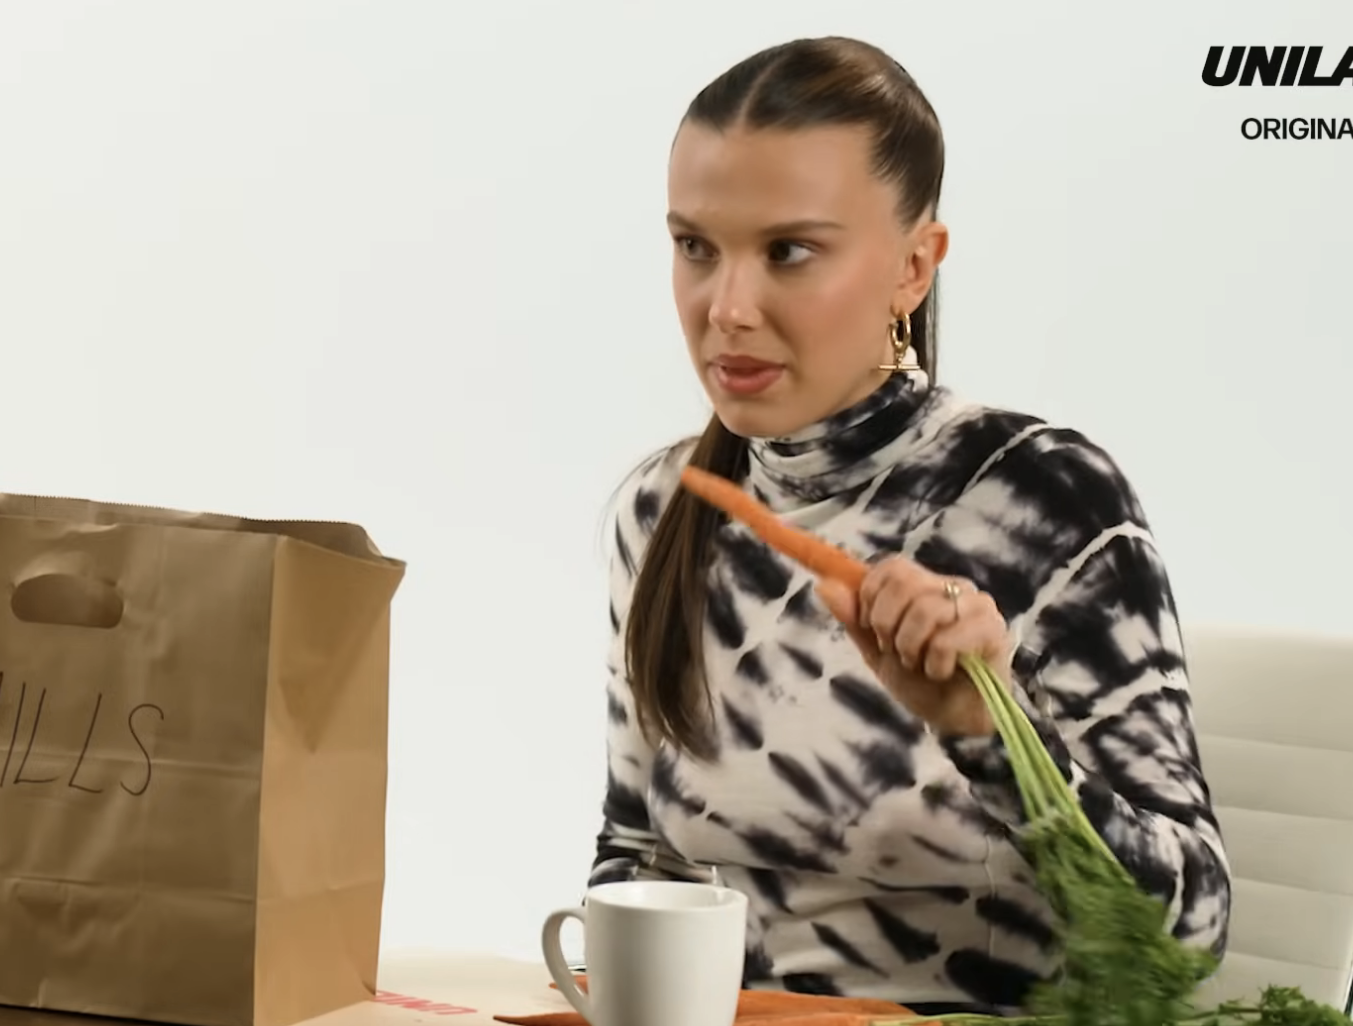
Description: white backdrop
2,1,1350,963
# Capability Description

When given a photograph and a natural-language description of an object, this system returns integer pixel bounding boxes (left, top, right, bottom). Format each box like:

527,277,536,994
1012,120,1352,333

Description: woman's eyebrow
666,212,847,236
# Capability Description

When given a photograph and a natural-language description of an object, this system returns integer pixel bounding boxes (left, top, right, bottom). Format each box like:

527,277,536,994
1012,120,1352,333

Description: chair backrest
1184,624,1353,1012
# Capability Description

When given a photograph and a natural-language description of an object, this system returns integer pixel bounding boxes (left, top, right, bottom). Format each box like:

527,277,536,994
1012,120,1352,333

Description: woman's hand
816,557,1013,736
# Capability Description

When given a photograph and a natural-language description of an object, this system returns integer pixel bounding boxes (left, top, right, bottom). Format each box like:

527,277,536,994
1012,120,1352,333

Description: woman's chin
711,399,809,441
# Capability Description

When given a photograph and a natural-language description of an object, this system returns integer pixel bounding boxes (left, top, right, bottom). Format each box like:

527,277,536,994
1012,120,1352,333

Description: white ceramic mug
541,880,748,1026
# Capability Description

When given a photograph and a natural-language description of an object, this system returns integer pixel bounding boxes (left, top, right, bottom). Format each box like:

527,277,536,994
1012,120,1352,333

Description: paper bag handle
10,571,124,630
542,907,593,1024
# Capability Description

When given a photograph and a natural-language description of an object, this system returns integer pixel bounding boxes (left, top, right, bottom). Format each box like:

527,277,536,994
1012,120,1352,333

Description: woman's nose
707,263,763,334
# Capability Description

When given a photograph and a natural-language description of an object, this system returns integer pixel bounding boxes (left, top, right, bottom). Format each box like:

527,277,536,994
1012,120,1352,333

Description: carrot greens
872,656,1350,1026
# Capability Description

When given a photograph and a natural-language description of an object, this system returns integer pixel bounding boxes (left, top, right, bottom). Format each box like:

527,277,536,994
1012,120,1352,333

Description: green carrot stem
961,655,1067,825
959,654,1048,822
965,656,1068,812
958,654,1122,869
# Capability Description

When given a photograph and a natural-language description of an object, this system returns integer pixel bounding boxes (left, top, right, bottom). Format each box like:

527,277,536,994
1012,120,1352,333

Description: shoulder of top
617,436,697,493
941,396,1128,476
944,397,1147,520
609,436,698,534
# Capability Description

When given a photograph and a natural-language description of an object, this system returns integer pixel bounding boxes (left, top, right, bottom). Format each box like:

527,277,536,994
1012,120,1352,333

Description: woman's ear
894,220,949,313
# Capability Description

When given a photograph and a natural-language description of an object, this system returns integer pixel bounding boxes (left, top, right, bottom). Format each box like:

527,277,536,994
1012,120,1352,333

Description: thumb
815,578,881,663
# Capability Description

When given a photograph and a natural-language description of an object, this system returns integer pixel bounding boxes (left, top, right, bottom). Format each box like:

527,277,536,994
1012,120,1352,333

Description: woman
589,36,1231,1014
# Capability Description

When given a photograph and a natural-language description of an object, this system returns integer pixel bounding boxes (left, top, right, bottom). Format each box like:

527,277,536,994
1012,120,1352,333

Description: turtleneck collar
746,368,934,512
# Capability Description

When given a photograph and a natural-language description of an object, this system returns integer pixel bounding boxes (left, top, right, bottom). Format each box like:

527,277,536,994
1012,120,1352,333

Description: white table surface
0,958,570,1026
365,953,572,1026
0,955,573,1026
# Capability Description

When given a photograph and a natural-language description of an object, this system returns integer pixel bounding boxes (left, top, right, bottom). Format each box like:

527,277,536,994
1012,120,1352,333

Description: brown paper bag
0,493,406,1026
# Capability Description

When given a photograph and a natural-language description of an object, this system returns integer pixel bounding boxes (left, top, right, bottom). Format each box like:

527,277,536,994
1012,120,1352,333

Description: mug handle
542,906,593,1023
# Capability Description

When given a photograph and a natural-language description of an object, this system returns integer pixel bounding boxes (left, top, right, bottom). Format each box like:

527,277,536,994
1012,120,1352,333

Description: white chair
1185,624,1353,1012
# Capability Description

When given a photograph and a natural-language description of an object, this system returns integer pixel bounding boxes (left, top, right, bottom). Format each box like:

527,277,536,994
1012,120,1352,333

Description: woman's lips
711,357,784,396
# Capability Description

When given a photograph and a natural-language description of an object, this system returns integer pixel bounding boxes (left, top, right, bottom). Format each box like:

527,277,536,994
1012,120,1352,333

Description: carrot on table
679,466,869,589
497,1013,890,1026
735,994,913,1017
735,1015,885,1026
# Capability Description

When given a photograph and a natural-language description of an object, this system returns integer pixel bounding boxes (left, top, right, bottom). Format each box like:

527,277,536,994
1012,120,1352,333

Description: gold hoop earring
878,312,921,373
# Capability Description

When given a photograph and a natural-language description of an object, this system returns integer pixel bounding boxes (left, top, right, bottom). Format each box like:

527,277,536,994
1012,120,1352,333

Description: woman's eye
675,236,713,260
768,240,813,265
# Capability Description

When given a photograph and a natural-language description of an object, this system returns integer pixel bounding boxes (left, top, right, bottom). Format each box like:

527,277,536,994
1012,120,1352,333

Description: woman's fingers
894,583,971,670
923,589,1007,680
860,559,928,659
829,558,1012,736
863,561,977,672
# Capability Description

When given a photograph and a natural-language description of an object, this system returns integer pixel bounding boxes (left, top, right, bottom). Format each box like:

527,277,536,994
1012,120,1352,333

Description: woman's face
667,122,947,440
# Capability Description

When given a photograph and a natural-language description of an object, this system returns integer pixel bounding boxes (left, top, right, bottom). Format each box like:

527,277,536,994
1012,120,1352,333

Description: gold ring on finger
942,578,963,621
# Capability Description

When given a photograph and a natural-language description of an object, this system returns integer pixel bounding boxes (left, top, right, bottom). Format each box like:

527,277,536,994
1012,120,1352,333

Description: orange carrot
497,1013,889,1026
680,466,869,589
547,978,909,1017
504,983,914,1026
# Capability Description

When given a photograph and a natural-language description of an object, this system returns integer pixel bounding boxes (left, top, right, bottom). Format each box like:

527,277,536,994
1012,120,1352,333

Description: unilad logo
1202,46,1353,140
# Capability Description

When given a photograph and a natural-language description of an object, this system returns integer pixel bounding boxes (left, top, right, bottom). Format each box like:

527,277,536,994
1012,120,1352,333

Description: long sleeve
588,445,715,889
942,503,1231,957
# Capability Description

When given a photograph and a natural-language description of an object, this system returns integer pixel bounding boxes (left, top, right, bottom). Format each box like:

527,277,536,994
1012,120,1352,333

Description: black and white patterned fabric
590,370,1231,1011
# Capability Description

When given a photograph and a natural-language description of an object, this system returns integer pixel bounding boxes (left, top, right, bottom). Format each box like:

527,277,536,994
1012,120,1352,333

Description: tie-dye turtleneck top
589,372,1231,1012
